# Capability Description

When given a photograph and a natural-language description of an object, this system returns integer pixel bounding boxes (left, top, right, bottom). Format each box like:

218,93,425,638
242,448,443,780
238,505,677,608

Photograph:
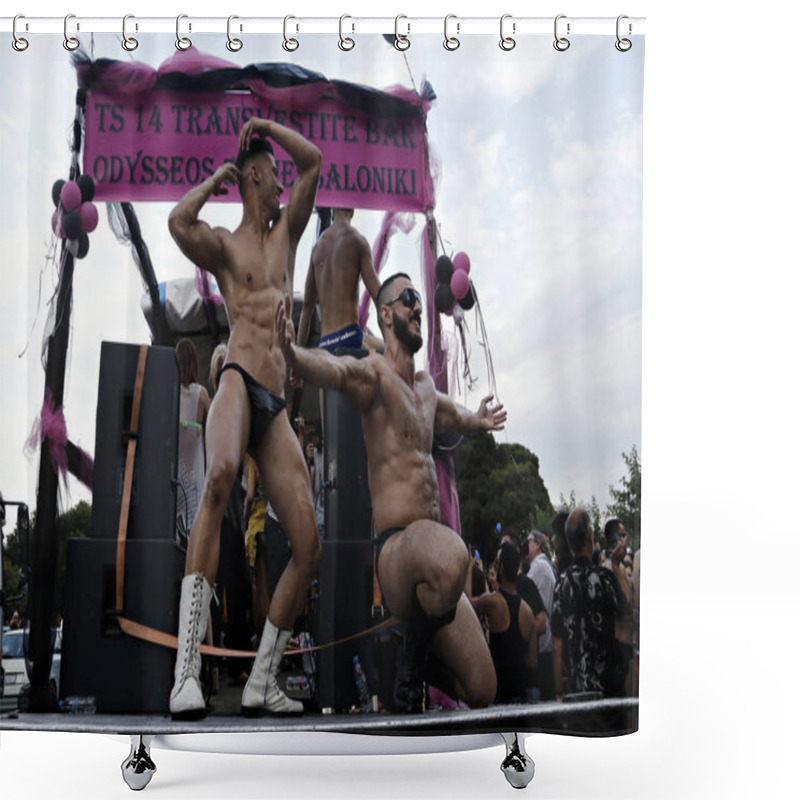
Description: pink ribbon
195,267,224,306
26,390,68,475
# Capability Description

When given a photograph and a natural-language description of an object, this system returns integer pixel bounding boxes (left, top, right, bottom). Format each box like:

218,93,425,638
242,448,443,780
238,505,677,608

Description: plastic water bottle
353,656,371,712
59,696,97,714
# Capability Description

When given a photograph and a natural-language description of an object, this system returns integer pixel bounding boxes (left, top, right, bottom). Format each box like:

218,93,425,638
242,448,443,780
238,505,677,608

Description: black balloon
76,232,90,259
435,255,454,284
434,282,455,314
458,282,476,311
77,173,95,202
64,210,83,240
51,179,66,207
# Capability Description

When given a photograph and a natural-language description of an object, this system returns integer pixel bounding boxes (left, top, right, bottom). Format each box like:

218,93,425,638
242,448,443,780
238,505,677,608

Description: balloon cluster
50,175,98,259
434,252,475,315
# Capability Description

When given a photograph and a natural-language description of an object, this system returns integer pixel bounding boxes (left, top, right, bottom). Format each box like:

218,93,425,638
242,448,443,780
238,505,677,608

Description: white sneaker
169,573,212,720
241,620,303,716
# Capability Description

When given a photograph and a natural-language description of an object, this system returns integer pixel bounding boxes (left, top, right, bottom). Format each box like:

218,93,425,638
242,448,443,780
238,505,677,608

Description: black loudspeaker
314,540,377,712
323,388,372,542
60,538,185,713
90,341,179,541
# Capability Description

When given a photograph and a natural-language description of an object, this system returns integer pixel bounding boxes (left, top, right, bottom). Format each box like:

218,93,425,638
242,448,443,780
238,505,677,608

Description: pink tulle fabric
26,391,68,475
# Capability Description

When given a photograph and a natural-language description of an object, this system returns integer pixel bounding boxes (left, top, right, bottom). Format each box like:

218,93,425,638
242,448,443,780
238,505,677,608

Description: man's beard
393,310,423,354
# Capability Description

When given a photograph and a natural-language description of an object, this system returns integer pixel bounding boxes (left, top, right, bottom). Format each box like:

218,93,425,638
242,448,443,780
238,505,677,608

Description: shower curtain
0,23,643,743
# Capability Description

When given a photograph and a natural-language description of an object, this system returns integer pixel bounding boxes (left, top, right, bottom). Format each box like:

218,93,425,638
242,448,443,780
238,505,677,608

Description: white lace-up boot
241,619,303,716
169,572,212,720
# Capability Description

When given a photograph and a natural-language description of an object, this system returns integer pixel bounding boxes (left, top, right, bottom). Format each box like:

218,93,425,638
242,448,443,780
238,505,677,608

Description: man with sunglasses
276,272,507,710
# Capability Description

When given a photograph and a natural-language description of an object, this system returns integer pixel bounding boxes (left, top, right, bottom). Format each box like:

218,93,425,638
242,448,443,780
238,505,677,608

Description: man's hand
239,118,273,152
476,394,507,431
610,536,628,567
276,294,296,365
209,162,240,196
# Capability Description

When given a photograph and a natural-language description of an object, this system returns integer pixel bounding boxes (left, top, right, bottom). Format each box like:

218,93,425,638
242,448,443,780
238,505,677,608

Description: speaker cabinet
60,538,185,713
323,388,372,543
90,341,179,541
313,540,377,712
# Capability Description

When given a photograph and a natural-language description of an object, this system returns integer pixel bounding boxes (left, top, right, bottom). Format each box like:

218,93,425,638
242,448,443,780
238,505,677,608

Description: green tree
454,431,554,563
2,500,91,620
606,444,641,551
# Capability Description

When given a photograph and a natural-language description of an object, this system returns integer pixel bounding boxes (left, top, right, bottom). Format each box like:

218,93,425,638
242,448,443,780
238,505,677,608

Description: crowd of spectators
469,510,640,706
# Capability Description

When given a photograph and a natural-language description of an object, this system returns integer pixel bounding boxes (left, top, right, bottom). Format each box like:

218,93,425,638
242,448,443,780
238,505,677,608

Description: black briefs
375,526,406,574
219,363,286,453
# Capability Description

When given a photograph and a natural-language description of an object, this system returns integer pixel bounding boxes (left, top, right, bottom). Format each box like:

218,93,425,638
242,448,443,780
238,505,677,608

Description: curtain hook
394,15,411,51
63,14,79,51
176,14,192,51
122,15,139,52
499,14,516,51
553,14,570,51
444,14,460,51
12,14,29,52
283,15,299,52
227,15,243,52
615,15,632,51
339,15,355,51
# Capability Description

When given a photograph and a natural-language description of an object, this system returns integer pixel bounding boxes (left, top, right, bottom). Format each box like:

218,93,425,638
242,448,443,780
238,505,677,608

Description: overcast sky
0,32,643,520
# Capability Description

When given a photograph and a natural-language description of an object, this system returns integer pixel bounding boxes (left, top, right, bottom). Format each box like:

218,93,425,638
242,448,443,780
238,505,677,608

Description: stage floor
0,698,637,736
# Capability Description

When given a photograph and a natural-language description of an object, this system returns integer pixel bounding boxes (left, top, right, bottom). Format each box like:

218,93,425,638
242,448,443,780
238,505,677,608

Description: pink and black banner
83,68,434,212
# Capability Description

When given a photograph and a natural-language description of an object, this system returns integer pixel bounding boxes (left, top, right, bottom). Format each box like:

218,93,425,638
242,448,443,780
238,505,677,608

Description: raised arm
168,163,240,273
435,393,507,436
276,294,378,412
239,118,322,248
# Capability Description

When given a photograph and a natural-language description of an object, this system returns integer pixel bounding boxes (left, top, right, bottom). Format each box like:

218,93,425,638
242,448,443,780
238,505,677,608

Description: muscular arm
435,392,507,436
297,250,318,349
167,163,239,273
519,601,539,673
358,236,381,304
277,295,378,412
239,118,322,248
471,592,509,634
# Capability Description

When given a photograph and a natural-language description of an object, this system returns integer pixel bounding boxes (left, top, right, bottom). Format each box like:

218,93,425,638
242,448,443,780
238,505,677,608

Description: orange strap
118,614,398,659
115,344,149,612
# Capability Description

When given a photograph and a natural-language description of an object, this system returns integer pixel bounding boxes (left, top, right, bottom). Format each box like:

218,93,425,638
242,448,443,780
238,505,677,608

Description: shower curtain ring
227,15,242,51
283,15,299,51
176,14,192,51
394,15,411,51
615,15,632,51
339,15,355,51
554,14,570,51
122,15,139,51
63,14,80,51
444,14,460,51
12,15,29,51
499,14,516,51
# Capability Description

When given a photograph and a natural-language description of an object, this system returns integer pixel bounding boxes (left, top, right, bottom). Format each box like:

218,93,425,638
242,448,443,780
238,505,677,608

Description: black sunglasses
385,287,422,309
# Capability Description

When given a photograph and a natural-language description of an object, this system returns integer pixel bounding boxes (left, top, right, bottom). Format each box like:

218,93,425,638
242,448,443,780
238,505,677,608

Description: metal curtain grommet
176,14,191,51
63,14,79,51
499,14,515,51
394,15,410,51
283,15,299,52
615,15,632,51
227,15,242,52
444,14,460,51
122,15,138,51
12,14,29,51
339,15,355,51
553,14,570,51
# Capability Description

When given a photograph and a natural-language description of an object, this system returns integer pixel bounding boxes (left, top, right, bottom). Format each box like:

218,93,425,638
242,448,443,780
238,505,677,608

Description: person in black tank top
471,543,539,704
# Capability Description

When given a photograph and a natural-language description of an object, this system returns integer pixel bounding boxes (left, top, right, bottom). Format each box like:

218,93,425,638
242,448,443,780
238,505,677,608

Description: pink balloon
60,180,82,212
79,202,99,233
51,209,64,237
450,268,470,300
453,251,471,275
